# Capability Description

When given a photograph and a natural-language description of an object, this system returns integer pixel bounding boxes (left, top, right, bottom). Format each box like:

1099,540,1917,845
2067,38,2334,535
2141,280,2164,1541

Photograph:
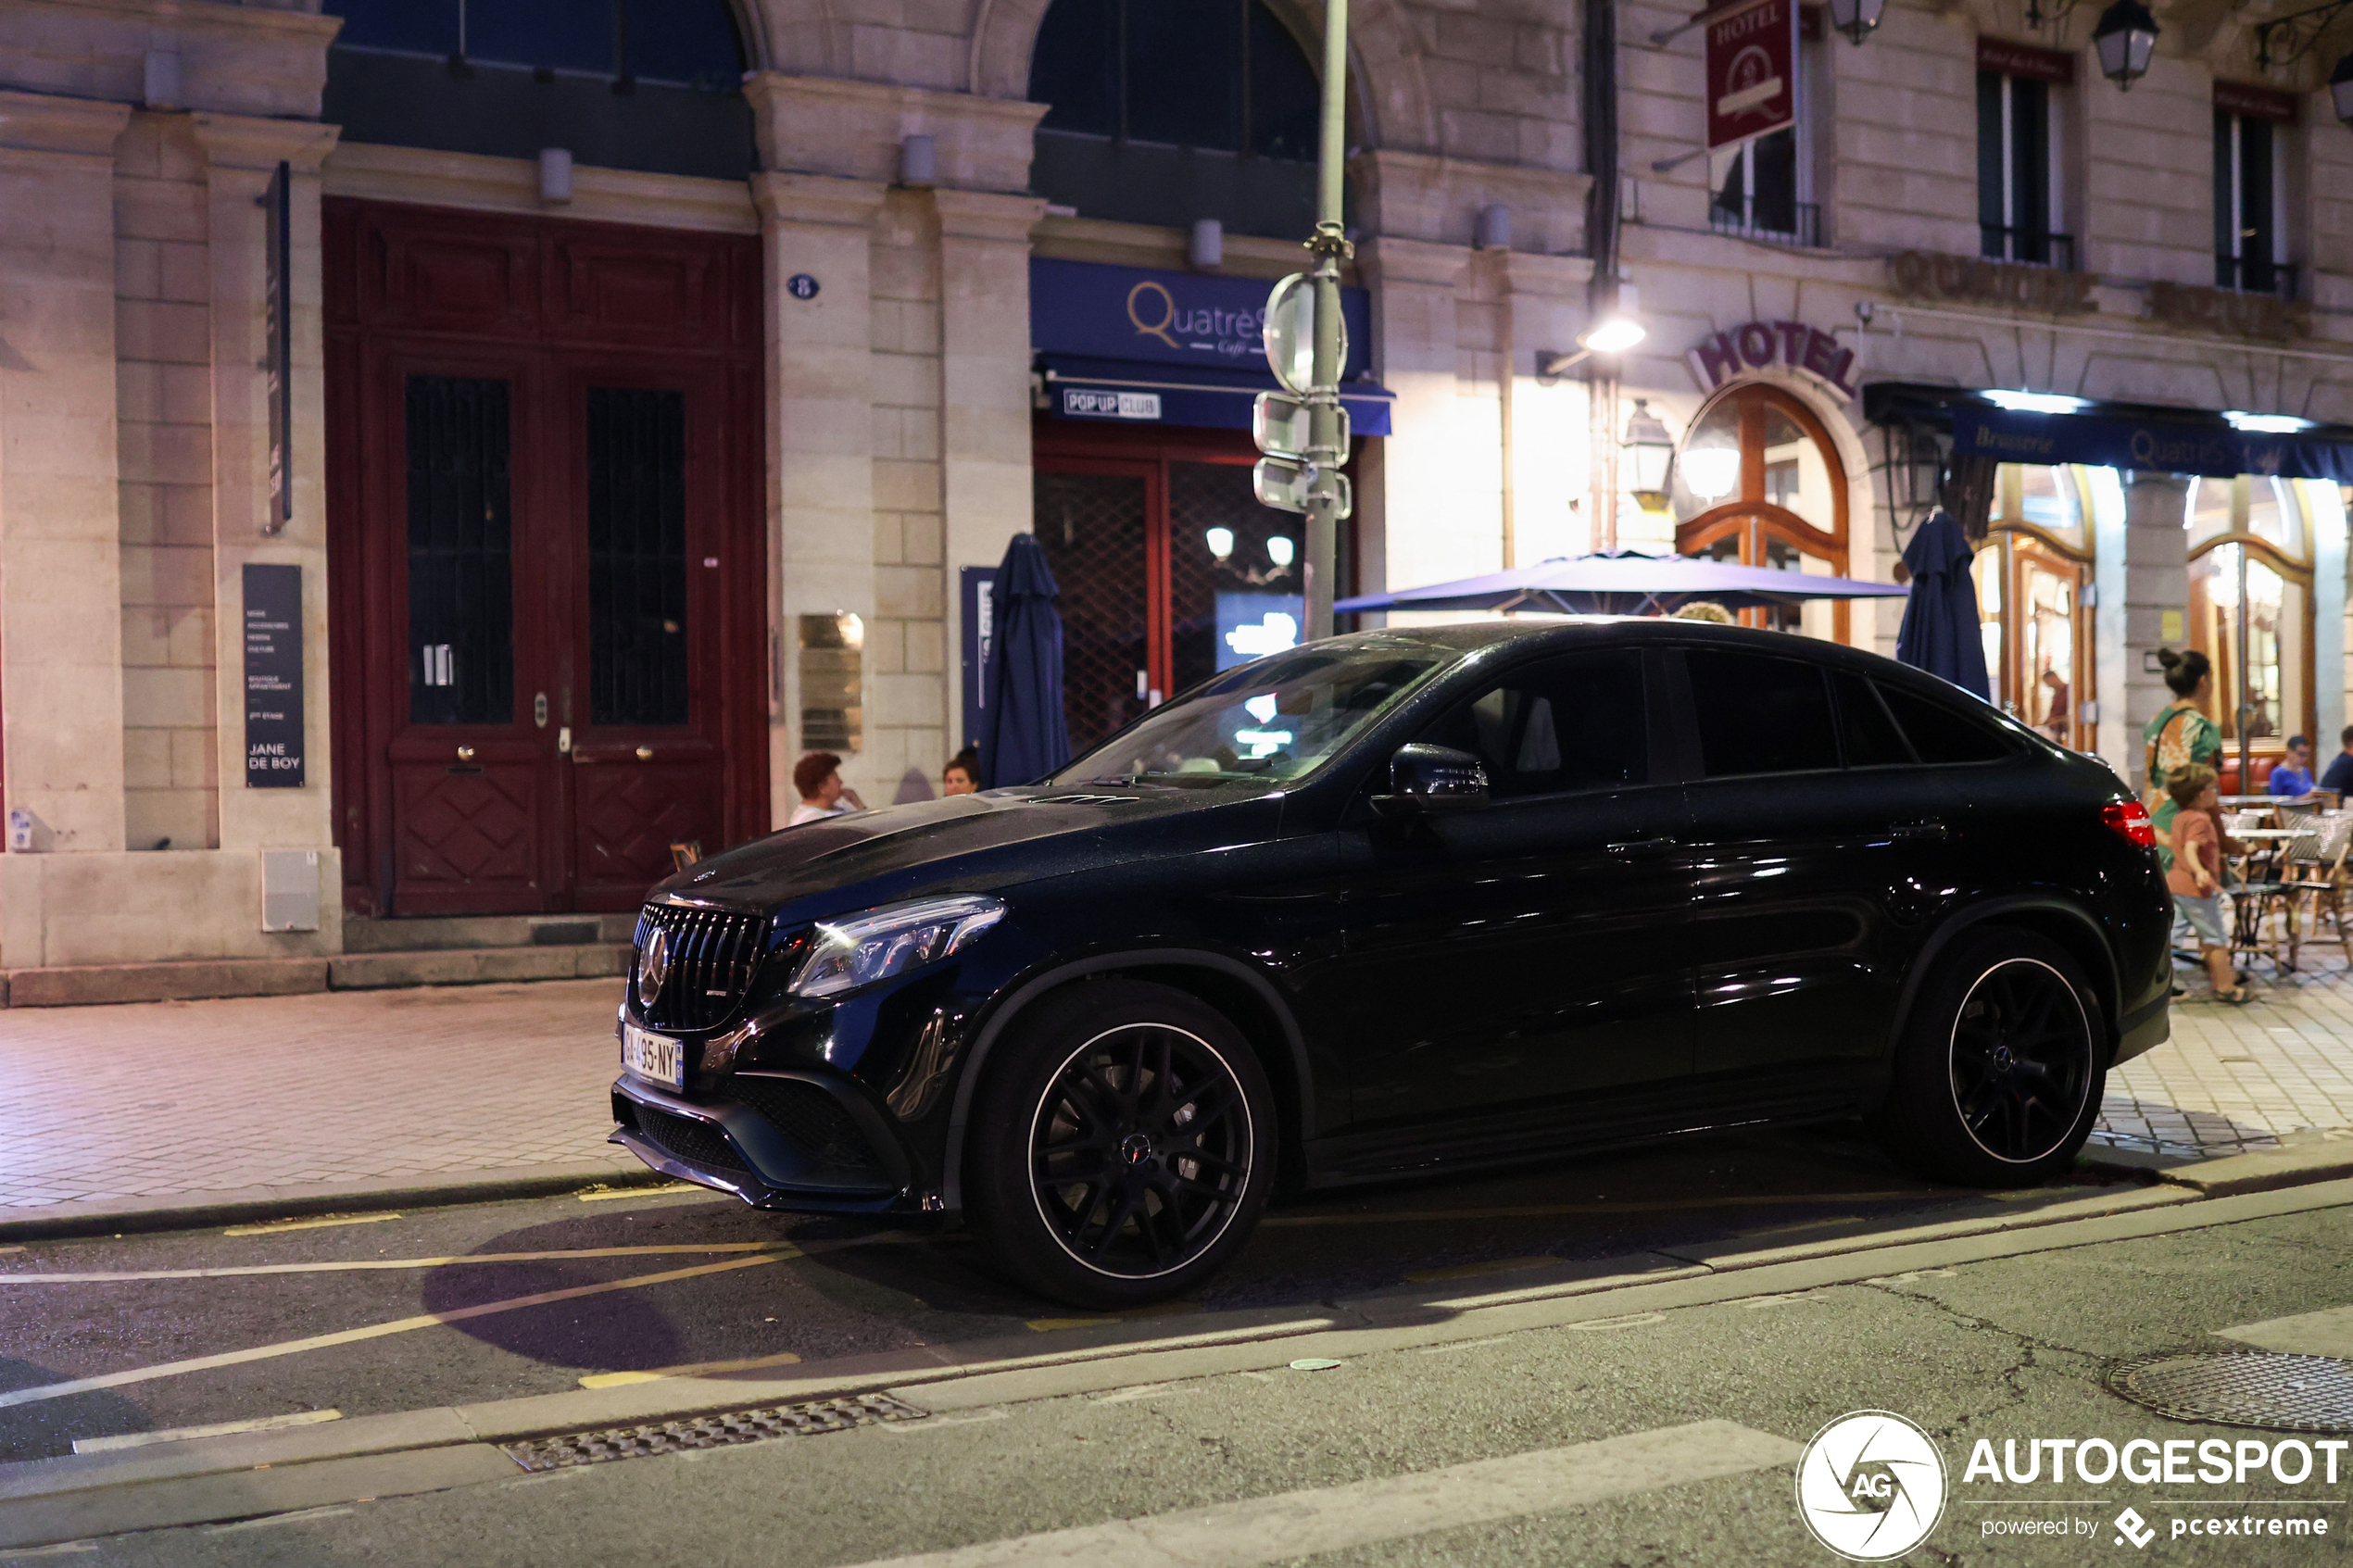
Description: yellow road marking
0,1242,800,1286
577,1350,805,1388
0,1254,787,1411
1026,1301,1203,1333
575,1183,701,1202
220,1214,405,1236
1262,1189,1942,1226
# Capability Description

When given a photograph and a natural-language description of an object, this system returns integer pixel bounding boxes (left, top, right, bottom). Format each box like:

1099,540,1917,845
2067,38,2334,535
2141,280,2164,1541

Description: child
2166,763,2247,1004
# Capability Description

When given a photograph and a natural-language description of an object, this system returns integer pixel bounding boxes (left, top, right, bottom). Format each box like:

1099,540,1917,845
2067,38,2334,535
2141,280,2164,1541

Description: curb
0,1164,680,1244
2149,1140,2353,1197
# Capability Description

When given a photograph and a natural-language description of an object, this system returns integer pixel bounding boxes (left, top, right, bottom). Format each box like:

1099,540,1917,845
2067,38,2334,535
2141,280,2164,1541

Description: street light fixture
1539,313,1648,378
2091,0,2159,89
1825,0,1886,45
2334,50,2353,125
1622,399,1676,509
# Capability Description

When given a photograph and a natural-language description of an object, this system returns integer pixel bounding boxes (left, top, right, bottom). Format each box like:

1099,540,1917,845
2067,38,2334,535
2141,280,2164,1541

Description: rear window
1687,650,1840,777
1877,683,2015,764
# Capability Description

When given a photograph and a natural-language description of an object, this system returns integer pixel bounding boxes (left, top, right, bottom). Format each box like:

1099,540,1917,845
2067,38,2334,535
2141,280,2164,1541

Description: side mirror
1373,743,1490,816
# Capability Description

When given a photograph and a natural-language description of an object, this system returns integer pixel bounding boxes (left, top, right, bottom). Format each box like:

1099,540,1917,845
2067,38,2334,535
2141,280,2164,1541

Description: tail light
2102,799,2156,848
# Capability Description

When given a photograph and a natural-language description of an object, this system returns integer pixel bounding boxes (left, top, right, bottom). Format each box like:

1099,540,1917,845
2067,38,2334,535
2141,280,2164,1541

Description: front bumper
610,1072,927,1215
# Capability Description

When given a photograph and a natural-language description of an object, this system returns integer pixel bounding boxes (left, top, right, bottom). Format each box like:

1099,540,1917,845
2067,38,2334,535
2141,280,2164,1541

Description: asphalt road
0,1123,2141,1467
15,1193,2353,1566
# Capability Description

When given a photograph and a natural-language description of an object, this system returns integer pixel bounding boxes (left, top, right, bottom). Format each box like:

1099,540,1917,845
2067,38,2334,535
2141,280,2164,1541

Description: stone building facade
0,0,2346,989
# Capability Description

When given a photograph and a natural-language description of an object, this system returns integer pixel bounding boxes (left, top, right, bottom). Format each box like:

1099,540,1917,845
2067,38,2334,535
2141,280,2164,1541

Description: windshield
1050,641,1453,788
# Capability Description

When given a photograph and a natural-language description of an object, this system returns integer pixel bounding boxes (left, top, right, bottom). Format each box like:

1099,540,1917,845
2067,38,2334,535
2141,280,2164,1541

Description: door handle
557,726,572,755
1889,819,1949,840
1606,836,1680,856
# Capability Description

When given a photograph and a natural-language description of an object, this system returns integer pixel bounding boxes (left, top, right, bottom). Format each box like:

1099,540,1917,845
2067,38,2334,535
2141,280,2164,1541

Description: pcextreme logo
1795,1411,1949,1561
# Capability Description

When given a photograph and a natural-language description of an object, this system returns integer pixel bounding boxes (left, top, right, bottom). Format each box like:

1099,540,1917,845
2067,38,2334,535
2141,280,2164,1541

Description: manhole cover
2108,1351,2353,1433
504,1392,926,1471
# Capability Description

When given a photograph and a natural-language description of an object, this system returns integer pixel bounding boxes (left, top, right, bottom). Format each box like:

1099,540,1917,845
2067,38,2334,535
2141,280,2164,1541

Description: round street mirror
1262,273,1345,396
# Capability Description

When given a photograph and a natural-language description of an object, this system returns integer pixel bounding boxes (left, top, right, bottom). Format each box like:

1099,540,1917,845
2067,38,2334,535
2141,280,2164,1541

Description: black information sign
260,160,291,532
244,563,305,788
786,272,820,299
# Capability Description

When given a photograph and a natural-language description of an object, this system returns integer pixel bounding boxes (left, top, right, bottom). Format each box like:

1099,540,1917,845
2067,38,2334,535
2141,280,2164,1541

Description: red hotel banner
1705,0,1799,153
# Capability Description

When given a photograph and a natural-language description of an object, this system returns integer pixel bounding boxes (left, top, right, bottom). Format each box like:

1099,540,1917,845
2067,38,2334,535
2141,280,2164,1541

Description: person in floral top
2143,647,2219,872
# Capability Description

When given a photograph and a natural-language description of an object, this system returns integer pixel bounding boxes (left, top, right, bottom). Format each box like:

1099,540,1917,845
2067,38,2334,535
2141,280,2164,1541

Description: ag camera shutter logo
1795,1411,1948,1561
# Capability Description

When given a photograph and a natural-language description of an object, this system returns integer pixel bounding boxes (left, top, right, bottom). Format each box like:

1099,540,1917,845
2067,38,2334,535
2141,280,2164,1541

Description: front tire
1880,928,2107,1186
966,980,1276,1308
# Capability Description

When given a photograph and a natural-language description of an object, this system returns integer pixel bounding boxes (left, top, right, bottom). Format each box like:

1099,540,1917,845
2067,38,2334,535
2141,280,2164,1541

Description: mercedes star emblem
638,924,671,1007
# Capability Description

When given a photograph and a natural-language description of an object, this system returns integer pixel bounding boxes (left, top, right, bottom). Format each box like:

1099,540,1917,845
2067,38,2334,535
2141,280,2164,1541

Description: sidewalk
2,960,2349,1230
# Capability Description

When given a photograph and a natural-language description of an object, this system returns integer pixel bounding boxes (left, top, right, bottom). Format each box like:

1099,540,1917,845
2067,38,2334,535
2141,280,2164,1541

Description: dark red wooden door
326,201,764,917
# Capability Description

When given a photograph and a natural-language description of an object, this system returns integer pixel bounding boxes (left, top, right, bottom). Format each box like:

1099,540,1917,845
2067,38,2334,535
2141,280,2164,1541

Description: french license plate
622,1022,684,1090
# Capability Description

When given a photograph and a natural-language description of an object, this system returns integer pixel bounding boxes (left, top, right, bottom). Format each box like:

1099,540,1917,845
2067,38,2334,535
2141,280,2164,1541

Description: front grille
728,1077,882,1174
631,1106,746,1173
634,904,769,1031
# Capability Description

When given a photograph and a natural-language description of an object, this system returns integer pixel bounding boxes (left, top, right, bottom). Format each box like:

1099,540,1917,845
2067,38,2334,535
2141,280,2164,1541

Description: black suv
610,620,2171,1306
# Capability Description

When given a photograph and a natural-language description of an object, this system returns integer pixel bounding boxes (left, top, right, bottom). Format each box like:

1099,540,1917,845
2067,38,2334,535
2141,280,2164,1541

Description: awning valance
1864,382,2353,483
1038,355,1395,437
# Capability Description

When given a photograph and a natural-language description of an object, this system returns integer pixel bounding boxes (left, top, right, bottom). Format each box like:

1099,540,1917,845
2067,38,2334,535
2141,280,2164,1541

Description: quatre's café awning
1031,258,1394,437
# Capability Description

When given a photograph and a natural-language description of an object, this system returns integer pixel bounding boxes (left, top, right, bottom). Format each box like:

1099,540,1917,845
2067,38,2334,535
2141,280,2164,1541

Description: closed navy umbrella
1894,509,1991,701
978,533,1072,787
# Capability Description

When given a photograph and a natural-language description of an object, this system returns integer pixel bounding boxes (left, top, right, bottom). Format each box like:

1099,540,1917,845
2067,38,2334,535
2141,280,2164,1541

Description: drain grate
2108,1351,2353,1433
504,1392,927,1471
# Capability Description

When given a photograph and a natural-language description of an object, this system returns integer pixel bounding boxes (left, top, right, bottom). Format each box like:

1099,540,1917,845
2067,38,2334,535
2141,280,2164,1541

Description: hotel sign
1688,320,1859,400
1705,0,1799,153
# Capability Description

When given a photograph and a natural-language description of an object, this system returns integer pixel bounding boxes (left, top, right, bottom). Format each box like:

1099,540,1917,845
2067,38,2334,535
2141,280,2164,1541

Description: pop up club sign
1687,320,1859,401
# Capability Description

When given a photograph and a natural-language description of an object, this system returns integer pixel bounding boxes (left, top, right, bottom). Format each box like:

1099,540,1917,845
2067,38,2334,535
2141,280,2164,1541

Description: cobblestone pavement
2093,952,2353,1159
0,979,635,1211
1,953,2348,1213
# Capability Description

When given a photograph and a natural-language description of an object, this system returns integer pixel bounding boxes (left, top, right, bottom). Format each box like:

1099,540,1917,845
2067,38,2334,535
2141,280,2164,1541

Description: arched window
2185,475,2313,750
1670,384,1852,643
321,0,753,181
1972,465,2095,749
1027,0,1330,234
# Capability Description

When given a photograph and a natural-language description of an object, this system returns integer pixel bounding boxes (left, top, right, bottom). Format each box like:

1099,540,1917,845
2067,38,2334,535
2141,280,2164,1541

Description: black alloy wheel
1879,927,2106,1185
967,980,1275,1307
1029,1022,1252,1276
1947,958,2095,1163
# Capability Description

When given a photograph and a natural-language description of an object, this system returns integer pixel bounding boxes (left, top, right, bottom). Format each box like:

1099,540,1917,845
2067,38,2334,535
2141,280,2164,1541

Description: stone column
934,188,1045,753
0,92,133,877
1356,235,1476,596
2121,470,2191,789
752,172,887,821
192,116,340,869
1499,251,1596,568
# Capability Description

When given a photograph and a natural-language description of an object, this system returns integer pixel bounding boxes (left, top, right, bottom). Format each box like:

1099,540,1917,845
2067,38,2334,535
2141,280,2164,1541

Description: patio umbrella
1894,510,1991,701
1334,548,1909,617
977,533,1072,787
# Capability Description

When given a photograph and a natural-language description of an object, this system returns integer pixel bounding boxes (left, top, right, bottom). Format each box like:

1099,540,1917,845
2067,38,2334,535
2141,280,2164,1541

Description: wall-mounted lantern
2091,0,2159,89
1825,0,1886,46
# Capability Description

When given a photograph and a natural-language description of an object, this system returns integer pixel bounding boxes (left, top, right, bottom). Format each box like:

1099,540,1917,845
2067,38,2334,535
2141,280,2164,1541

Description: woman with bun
2144,647,2220,872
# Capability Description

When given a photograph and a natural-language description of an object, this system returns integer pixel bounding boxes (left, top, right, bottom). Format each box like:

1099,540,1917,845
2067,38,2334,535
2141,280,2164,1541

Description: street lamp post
1301,0,1352,642
1253,0,1353,643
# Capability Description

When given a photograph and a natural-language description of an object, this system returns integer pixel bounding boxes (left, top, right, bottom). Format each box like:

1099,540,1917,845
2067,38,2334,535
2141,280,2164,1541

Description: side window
1832,671,1913,767
1687,649,1840,777
1417,650,1647,798
1877,683,2015,764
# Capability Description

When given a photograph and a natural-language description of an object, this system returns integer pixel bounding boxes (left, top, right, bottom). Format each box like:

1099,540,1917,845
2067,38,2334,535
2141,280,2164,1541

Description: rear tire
965,980,1276,1309
1880,928,2107,1186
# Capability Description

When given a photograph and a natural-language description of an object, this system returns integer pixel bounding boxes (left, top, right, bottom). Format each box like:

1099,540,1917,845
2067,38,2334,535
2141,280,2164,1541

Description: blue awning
1038,355,1394,437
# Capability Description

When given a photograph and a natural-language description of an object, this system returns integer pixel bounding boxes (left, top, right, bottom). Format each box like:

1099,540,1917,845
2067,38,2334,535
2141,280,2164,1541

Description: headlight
786,895,1006,999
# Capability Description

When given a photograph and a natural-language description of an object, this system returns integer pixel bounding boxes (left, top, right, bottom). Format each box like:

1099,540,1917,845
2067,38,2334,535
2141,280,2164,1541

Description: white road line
1091,1384,1205,1405
2216,1303,2353,1357
838,1420,1801,1568
72,1408,343,1454
0,1254,783,1411
1565,1311,1665,1333
0,1242,798,1285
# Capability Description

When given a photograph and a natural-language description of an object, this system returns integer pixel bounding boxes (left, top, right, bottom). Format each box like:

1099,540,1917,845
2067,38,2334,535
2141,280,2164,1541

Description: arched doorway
1972,464,2097,751
2186,474,2314,777
1669,383,1852,643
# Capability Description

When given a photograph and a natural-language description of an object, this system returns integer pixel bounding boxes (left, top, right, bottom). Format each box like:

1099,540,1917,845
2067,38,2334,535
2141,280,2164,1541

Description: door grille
634,904,770,1031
